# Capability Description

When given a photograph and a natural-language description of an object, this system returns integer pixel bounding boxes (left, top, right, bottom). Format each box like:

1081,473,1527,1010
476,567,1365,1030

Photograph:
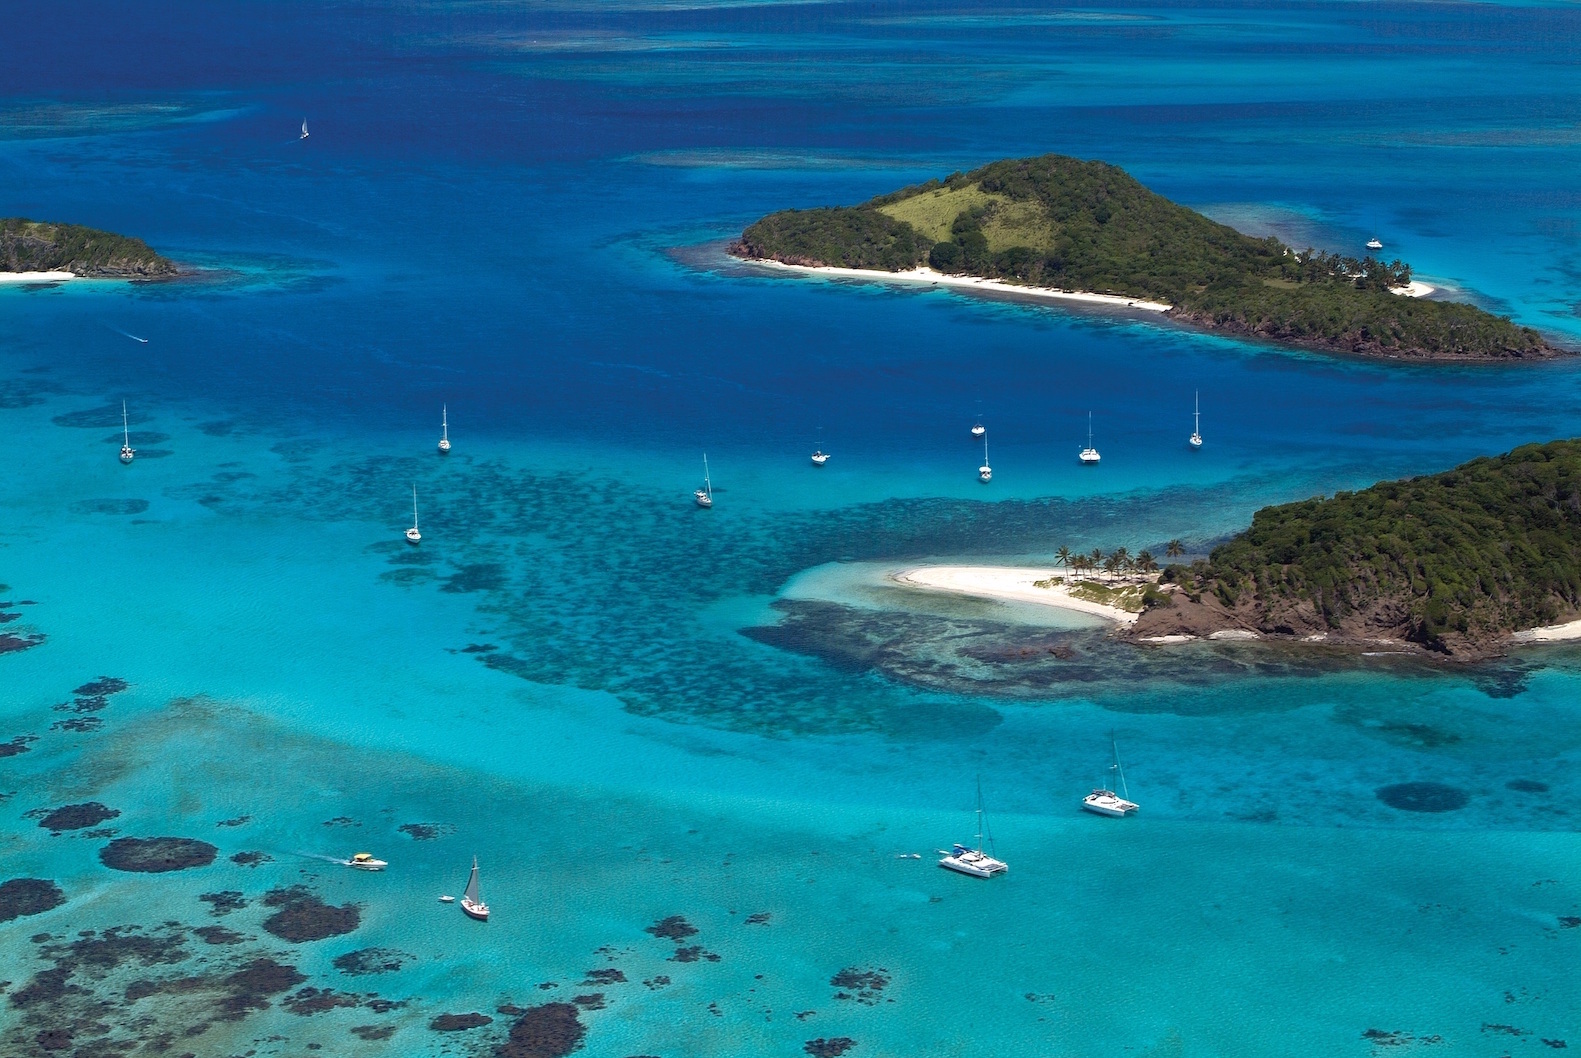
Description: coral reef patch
100,836,218,872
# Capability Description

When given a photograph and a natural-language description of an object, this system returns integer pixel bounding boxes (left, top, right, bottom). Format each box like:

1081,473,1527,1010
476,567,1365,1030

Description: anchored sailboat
405,485,421,544
978,435,992,483
119,401,136,465
939,778,1007,878
1082,734,1139,817
438,404,451,454
460,856,489,920
1079,412,1100,464
811,426,829,467
694,454,713,508
1189,391,1202,449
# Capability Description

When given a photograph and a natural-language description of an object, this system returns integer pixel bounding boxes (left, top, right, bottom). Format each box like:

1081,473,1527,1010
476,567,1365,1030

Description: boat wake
104,325,149,344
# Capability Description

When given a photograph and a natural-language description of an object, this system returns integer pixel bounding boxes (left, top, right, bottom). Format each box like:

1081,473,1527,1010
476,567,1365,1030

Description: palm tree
1103,553,1123,579
1136,550,1157,574
1166,539,1185,559
1055,546,1072,580
1112,546,1131,573
1072,555,1091,579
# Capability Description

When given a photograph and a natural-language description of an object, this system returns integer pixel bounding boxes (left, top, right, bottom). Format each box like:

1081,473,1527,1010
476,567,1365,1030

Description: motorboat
346,852,387,871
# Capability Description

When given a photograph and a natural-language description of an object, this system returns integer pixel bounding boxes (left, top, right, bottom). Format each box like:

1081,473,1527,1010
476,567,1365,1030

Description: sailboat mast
412,485,419,530
703,454,711,497
1194,391,1200,433
1112,736,1128,800
975,776,984,853
442,405,448,442
123,401,130,446
1087,411,1093,448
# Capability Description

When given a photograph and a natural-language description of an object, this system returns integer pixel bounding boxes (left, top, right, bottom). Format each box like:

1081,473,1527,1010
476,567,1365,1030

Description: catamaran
460,856,490,920
694,454,713,508
300,119,309,140
1366,238,1383,251
405,485,421,544
119,401,136,465
1082,735,1139,817
811,426,829,466
1189,390,1203,449
939,778,1007,878
1079,412,1100,464
978,435,992,483
438,404,451,454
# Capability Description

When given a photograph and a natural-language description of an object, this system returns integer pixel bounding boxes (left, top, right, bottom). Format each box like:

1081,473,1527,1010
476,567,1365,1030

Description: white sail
463,858,481,903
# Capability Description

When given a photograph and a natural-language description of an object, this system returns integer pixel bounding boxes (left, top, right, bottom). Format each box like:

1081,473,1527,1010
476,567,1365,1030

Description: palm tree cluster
1053,541,1184,581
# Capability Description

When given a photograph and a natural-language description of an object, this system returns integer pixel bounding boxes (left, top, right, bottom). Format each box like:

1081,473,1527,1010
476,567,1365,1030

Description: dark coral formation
399,822,454,840
670,945,720,963
0,734,38,757
0,632,46,655
198,891,247,916
50,716,102,733
70,498,150,516
231,850,271,867
37,802,120,833
1506,779,1550,793
261,886,361,942
495,1002,586,1058
806,1039,857,1057
283,986,363,1015
334,948,415,976
1375,782,1470,813
100,837,218,873
0,878,65,923
73,677,128,697
192,926,246,945
831,967,889,1005
431,1012,494,1030
744,912,772,925
572,993,605,1009
644,915,698,942
581,968,626,985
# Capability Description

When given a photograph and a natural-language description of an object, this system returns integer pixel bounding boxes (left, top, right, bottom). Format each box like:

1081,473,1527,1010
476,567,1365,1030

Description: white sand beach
1509,618,1581,643
891,565,1141,626
1390,280,1435,297
745,258,1173,313
0,270,74,283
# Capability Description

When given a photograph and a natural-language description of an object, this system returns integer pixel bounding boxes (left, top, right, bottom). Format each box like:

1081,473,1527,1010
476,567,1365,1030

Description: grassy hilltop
1,218,178,278
735,155,1558,361
1134,440,1581,656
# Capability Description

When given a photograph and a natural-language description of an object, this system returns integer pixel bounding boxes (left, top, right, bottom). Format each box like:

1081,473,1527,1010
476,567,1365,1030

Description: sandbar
743,258,1173,313
0,270,74,284
1510,618,1581,644
891,565,1139,626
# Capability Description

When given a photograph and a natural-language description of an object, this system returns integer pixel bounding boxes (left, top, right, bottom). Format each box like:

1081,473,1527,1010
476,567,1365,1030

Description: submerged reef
1375,782,1471,813
261,886,361,942
0,878,65,923
36,801,121,833
494,1001,586,1058
100,836,218,872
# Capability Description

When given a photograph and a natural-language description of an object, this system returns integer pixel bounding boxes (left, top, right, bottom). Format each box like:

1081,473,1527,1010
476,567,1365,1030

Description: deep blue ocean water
1,2,1578,1054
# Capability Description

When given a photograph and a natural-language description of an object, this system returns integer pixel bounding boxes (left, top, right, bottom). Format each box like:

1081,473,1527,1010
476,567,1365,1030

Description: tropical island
733,154,1560,362
894,441,1581,660
0,218,178,279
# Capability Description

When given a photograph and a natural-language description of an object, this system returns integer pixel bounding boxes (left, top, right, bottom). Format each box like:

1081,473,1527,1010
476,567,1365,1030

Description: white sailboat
811,426,828,467
405,485,421,544
460,856,489,920
971,420,985,438
939,778,1007,878
978,435,992,483
438,404,451,454
1079,411,1100,464
119,401,136,464
1366,238,1383,251
1189,390,1203,449
694,454,713,508
1082,735,1139,817
300,119,310,140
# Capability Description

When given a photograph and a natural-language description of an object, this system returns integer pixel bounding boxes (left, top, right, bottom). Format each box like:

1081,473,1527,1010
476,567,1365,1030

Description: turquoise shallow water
3,0,1581,1054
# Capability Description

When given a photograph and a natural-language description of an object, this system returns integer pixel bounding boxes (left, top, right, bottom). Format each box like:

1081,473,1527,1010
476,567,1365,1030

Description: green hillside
735,155,1557,361
0,218,178,277
1177,440,1581,653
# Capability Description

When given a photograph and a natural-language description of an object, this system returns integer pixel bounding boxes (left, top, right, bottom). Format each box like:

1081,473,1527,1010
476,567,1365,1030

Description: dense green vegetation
1195,440,1581,651
735,154,1557,360
0,218,177,277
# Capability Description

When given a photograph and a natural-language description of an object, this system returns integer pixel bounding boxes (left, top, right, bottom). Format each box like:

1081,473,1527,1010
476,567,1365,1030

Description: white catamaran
694,454,713,508
939,778,1008,878
1082,735,1139,817
119,401,136,465
1189,390,1203,449
1079,411,1101,464
405,485,421,544
460,856,489,920
438,404,451,454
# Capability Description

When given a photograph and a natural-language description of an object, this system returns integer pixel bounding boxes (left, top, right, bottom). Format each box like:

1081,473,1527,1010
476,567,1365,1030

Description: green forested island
0,218,178,278
1133,440,1581,656
734,154,1559,361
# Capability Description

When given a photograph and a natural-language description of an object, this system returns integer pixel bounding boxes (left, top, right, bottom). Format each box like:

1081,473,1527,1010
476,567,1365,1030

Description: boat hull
1082,794,1138,817
938,851,1007,878
461,898,489,921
